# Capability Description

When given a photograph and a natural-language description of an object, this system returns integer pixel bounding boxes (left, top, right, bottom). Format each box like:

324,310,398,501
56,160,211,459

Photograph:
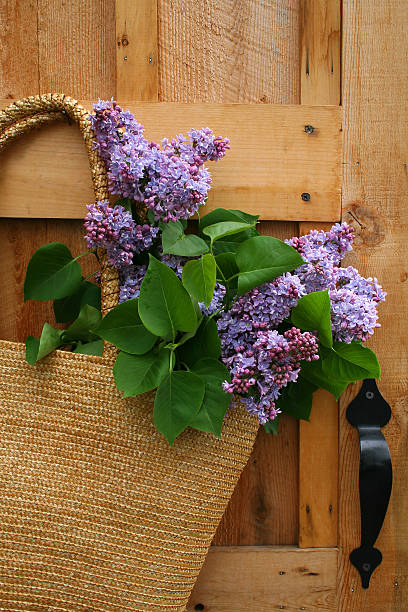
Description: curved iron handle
346,379,392,588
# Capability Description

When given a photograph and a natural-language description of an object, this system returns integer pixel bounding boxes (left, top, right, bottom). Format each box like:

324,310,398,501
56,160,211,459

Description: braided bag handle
0,93,120,357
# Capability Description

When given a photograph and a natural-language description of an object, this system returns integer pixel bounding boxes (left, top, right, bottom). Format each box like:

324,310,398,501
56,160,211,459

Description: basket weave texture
0,94,259,611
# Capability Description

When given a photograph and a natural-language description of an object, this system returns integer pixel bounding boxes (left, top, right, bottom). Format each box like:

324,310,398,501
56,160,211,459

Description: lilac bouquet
24,100,385,443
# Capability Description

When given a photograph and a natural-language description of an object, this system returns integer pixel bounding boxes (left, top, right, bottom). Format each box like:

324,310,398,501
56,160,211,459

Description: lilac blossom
84,202,158,269
221,326,319,424
89,100,229,223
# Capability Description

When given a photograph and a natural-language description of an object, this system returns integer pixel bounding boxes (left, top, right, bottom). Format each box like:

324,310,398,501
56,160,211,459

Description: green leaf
25,323,63,365
162,221,209,256
154,371,205,445
53,280,101,323
215,252,239,281
203,221,256,244
199,208,259,229
275,379,317,421
113,348,171,397
95,298,157,354
264,414,281,435
182,254,216,308
138,255,197,339
291,290,333,348
190,357,230,381
176,317,221,366
189,359,231,437
236,236,304,295
300,358,349,400
322,341,381,381
24,242,83,301
73,339,104,356
63,304,102,343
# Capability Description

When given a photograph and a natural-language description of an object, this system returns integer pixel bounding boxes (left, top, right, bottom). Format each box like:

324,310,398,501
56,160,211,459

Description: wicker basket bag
0,94,259,612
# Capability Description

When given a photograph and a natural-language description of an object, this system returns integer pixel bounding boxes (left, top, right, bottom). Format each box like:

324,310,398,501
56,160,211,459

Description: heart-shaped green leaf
73,339,104,356
24,242,83,301
139,255,197,339
162,221,209,256
176,317,221,366
275,379,317,421
25,323,64,365
291,290,333,348
63,304,102,343
95,298,157,354
236,236,304,295
322,341,381,381
199,208,259,229
154,370,205,445
114,348,172,397
203,221,256,244
182,254,216,308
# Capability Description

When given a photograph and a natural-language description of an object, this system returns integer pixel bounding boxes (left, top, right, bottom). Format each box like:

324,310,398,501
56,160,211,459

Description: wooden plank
157,0,302,551
0,102,342,221
0,0,39,99
301,0,341,105
298,0,341,549
116,0,158,101
339,1,408,609
158,0,300,104
188,546,338,611
37,0,116,99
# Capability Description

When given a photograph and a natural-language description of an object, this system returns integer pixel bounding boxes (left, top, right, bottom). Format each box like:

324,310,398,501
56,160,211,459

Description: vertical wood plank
0,0,39,98
339,1,407,609
301,0,341,105
158,0,300,104
298,0,341,548
157,1,301,546
116,0,158,101
37,0,116,99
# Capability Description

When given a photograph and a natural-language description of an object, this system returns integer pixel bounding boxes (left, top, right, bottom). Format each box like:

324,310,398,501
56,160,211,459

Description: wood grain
158,0,300,104
157,0,303,550
37,0,116,99
116,0,158,101
0,101,342,221
188,546,338,611
339,1,408,609
0,1,39,99
301,0,341,105
298,0,341,549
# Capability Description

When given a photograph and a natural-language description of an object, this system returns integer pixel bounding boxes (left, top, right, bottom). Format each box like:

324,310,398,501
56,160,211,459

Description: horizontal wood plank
0,101,341,221
188,546,338,611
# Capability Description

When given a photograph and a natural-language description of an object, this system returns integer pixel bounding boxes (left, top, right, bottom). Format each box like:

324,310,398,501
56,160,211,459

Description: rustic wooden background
0,1,406,610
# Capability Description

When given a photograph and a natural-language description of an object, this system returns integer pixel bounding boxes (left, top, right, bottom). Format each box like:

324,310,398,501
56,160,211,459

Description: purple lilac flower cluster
217,223,385,423
90,99,229,223
287,223,386,343
221,328,319,424
84,201,159,268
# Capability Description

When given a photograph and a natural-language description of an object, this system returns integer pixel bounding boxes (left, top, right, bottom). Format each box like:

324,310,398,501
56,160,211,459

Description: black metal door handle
346,378,392,588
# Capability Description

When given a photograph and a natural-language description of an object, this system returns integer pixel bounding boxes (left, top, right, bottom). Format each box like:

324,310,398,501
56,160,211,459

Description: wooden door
0,1,406,610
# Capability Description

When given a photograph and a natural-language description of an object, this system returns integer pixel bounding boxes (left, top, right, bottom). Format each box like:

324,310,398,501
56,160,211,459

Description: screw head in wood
304,124,315,134
301,192,311,202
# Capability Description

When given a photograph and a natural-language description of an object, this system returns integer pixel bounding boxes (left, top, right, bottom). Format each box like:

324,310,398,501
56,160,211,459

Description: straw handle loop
0,93,119,359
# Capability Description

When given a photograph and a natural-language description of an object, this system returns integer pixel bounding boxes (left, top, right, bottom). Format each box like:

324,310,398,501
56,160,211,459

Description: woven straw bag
0,94,259,612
